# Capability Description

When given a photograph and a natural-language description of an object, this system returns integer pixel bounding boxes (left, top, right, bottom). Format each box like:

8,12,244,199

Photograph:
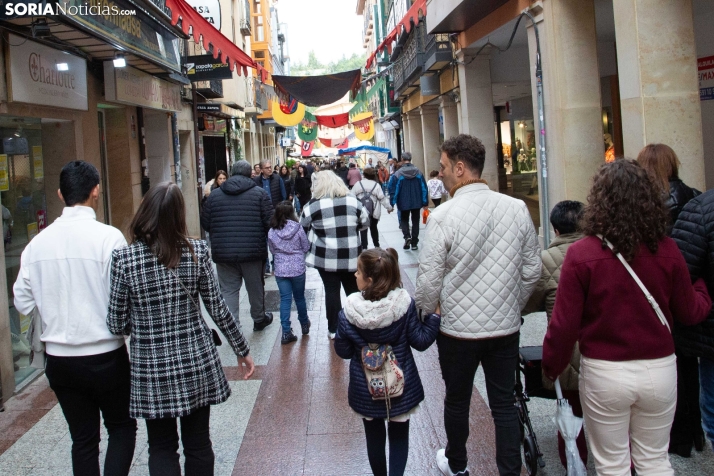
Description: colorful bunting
301,141,314,157
272,98,306,127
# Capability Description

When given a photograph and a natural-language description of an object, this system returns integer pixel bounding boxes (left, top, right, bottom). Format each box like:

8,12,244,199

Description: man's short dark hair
232,160,252,177
59,161,100,206
440,134,486,176
402,152,412,162
550,200,584,235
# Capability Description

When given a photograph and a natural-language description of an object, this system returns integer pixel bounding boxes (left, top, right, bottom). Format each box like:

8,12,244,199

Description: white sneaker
436,449,470,476
328,331,336,340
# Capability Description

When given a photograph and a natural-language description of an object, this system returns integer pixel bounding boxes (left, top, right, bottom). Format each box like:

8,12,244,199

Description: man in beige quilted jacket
522,200,586,471
415,134,541,476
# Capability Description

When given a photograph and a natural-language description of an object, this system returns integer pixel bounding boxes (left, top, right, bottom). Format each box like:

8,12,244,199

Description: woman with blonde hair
637,143,704,457
300,171,369,338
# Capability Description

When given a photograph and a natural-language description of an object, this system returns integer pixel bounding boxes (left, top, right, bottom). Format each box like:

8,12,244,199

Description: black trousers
360,217,380,249
432,198,442,207
317,269,359,333
145,405,214,476
670,351,704,446
437,332,521,475
362,418,410,476
45,345,136,476
400,208,421,245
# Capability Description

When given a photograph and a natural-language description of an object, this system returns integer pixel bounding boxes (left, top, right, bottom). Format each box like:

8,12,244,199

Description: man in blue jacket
390,152,428,250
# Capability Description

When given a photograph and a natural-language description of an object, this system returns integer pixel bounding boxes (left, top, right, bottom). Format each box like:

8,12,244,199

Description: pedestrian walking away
414,134,542,476
347,162,362,189
390,152,428,250
201,160,275,332
334,248,441,476
294,164,312,212
523,200,588,470
354,167,393,250
108,182,255,476
268,200,312,345
13,161,137,476
638,143,705,458
542,159,711,476
301,171,369,339
427,170,448,207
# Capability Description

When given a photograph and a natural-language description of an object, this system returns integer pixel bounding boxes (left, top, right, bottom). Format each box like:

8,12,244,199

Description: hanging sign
0,155,8,191
185,55,232,81
6,34,88,111
272,99,305,127
33,146,44,179
104,62,182,112
301,141,314,157
699,55,714,101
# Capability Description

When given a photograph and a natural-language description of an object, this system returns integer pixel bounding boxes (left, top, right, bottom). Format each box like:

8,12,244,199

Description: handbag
597,234,670,333
168,268,223,346
361,343,405,418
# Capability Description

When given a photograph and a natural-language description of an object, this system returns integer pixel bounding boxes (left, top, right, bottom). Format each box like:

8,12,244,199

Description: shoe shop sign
6,34,88,110
104,62,182,112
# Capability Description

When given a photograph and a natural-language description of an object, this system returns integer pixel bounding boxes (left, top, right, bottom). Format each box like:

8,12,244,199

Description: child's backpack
357,182,378,217
361,343,404,416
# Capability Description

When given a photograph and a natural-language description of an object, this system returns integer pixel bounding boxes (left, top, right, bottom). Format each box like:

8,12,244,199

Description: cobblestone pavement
1,209,713,475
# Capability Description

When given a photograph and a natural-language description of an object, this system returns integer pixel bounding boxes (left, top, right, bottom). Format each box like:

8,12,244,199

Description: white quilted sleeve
518,204,542,311
415,216,448,313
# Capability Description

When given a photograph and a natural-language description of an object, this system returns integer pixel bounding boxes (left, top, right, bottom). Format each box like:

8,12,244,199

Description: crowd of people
13,132,714,476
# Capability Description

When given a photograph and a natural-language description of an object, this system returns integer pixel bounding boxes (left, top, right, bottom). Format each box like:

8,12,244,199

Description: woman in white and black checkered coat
301,171,369,339
108,182,254,475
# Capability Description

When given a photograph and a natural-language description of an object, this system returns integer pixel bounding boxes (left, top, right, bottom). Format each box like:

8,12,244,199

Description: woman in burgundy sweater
542,160,712,475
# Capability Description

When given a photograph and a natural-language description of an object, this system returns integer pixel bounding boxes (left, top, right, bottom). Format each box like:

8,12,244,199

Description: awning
338,145,393,159
166,0,263,78
271,70,362,107
366,0,426,69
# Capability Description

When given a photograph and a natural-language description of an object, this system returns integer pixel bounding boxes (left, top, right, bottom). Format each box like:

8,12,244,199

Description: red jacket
542,235,711,381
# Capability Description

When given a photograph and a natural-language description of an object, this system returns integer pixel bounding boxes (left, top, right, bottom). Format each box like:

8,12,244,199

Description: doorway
202,135,227,183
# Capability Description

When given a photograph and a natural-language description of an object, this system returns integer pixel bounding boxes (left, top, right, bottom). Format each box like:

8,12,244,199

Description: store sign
62,0,181,72
7,34,88,110
104,62,182,112
196,103,222,113
0,155,8,191
185,55,232,81
699,55,714,101
186,0,221,30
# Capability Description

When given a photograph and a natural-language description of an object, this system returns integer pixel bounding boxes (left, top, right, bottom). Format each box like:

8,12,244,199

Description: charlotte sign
104,62,182,112
6,34,88,110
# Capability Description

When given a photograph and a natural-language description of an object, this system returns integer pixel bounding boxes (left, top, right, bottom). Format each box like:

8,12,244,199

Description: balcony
240,19,251,36
424,33,452,71
196,79,223,99
393,23,425,97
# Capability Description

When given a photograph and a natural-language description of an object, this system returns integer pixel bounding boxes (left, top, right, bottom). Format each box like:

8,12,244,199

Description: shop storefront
197,103,244,184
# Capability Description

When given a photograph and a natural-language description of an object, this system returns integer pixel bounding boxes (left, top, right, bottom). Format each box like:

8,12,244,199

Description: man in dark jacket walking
672,190,714,449
253,159,287,209
390,152,428,250
202,160,274,331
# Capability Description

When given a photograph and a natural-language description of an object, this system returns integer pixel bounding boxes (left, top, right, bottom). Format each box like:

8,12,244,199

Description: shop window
0,116,47,387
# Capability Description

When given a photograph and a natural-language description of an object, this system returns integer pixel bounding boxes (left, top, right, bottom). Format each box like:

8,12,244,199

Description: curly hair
580,159,669,261
440,134,486,175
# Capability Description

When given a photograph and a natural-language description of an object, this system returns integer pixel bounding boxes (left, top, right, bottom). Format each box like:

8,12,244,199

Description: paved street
1,210,714,475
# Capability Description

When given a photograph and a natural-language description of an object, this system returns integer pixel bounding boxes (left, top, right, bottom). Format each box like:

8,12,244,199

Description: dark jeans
45,345,136,476
437,332,521,475
432,198,442,207
275,273,309,333
362,418,410,476
670,351,704,446
400,208,421,245
317,269,359,333
360,217,380,249
146,405,213,476
558,390,588,468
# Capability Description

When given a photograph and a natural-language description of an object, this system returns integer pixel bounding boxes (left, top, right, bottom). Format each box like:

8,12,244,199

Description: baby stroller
516,345,556,475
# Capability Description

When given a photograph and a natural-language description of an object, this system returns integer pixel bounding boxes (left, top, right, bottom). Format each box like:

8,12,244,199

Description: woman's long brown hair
580,159,669,261
636,143,680,193
129,182,195,268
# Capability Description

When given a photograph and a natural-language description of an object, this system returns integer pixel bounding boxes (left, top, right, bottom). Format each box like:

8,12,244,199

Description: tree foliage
291,50,367,76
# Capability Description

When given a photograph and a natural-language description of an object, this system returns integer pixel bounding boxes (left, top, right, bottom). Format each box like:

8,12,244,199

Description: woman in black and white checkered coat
107,182,254,476
300,171,369,339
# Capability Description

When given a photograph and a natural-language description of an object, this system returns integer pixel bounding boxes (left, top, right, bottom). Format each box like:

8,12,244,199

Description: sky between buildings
278,0,365,65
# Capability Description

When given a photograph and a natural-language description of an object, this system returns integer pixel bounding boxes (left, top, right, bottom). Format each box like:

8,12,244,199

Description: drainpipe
171,112,181,188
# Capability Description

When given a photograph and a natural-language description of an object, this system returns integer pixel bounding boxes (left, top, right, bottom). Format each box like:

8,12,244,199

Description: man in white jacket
415,135,541,476
13,161,136,476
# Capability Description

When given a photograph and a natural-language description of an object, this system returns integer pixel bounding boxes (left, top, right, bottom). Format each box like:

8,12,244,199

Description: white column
420,104,441,176
614,0,704,190
401,113,411,157
440,95,459,142
457,49,497,190
407,109,424,167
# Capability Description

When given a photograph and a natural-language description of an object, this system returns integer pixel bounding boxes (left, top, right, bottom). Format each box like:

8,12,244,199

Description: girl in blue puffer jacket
334,248,440,476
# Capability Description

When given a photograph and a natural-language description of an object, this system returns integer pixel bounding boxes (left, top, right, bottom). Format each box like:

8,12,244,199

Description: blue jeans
275,273,309,333
700,357,714,444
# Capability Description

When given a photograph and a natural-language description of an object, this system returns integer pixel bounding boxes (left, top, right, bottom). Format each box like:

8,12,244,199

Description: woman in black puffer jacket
334,248,440,476
638,143,703,457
